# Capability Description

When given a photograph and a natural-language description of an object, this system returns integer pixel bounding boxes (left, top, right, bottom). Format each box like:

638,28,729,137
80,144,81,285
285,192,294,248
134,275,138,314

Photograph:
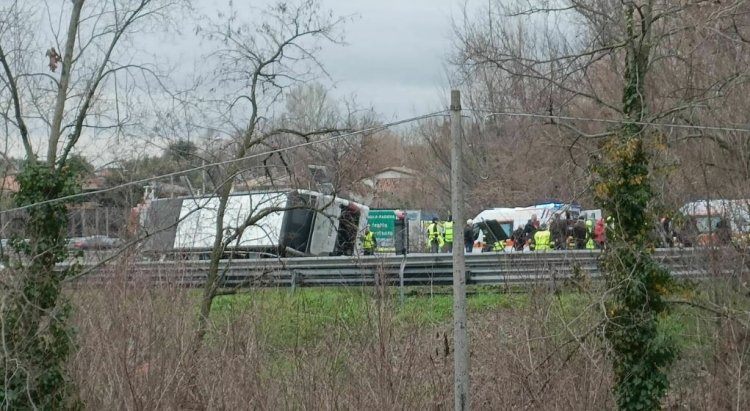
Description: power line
476,110,750,134
0,111,449,214
8,107,744,215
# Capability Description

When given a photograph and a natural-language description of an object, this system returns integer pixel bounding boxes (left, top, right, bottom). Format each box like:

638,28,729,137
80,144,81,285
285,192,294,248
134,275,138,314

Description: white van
679,199,750,245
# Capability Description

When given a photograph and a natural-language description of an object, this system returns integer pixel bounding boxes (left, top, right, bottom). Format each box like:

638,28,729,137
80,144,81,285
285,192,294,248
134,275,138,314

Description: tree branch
0,44,34,160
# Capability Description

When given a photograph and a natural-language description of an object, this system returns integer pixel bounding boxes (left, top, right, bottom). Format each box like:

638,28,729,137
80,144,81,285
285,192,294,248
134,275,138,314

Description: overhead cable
0,111,449,214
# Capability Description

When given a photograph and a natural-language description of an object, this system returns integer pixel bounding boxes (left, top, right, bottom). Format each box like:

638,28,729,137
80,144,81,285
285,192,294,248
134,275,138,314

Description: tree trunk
596,3,677,410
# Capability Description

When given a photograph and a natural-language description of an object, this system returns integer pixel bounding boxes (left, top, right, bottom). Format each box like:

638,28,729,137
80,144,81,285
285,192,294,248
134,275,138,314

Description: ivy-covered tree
0,1,188,407
591,6,677,409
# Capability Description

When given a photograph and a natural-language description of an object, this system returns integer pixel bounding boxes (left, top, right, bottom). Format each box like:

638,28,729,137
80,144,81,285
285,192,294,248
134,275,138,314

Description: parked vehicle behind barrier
134,189,369,259
678,199,750,246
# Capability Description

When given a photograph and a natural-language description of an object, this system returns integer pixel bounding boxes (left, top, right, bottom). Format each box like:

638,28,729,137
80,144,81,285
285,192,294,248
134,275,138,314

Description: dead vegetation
66,255,749,410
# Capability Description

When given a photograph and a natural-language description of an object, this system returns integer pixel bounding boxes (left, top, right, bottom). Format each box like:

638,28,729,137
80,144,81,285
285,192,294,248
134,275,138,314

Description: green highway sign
368,209,395,252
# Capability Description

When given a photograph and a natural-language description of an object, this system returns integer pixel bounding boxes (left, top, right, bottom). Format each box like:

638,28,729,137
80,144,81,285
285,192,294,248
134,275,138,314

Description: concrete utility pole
450,90,469,410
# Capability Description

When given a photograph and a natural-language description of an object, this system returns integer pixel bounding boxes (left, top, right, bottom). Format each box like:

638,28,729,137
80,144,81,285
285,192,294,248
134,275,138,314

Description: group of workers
501,213,607,252
425,213,609,253
426,217,456,253
425,216,481,253
369,209,741,256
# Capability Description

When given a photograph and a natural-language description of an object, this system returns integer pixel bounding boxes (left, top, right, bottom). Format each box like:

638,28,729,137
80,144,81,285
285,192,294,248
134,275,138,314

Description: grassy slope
68,280,749,409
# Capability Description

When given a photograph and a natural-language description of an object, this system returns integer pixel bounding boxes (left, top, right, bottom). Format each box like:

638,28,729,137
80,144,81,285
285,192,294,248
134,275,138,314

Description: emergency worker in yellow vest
362,225,377,256
426,217,443,253
493,239,506,252
533,223,552,251
585,219,595,250
443,216,454,253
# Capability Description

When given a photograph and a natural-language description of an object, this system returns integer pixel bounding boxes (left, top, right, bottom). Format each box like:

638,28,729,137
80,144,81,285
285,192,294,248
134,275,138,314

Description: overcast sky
188,0,461,120
4,1,465,164
144,0,463,161
315,0,458,120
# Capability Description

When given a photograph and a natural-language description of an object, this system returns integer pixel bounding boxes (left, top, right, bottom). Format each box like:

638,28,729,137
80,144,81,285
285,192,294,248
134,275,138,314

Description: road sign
368,209,395,252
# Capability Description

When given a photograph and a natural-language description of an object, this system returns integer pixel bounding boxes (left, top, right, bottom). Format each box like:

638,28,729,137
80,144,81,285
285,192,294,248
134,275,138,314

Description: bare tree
269,82,379,193
187,1,347,347
0,0,188,407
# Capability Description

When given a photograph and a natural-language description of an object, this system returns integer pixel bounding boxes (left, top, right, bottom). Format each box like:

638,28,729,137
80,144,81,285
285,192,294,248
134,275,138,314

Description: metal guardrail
75,248,746,289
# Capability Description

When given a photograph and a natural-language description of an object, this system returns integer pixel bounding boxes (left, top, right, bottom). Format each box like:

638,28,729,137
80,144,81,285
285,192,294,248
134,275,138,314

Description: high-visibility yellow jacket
534,230,552,251
585,220,595,249
493,240,506,251
363,231,376,250
427,223,444,246
444,221,454,242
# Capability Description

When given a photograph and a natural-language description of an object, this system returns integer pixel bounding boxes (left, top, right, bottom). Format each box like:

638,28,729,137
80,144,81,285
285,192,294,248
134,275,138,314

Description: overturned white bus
134,189,369,259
